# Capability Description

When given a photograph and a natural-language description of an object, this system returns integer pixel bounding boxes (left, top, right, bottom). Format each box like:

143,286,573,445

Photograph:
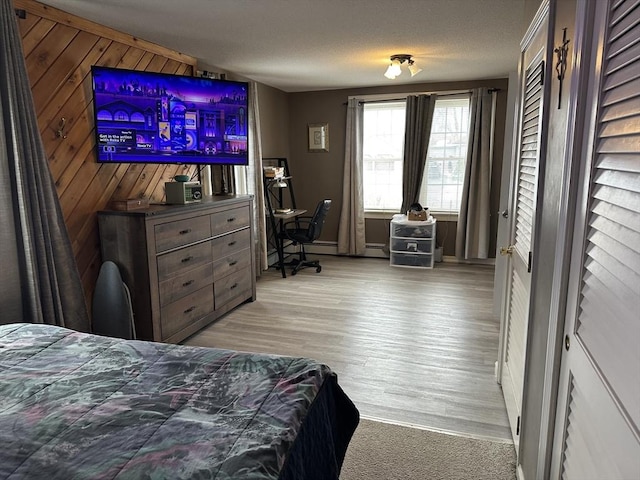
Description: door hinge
516,415,521,435
528,251,533,272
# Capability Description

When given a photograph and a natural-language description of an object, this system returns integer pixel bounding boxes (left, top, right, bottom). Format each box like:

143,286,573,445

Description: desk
273,209,307,219
272,209,307,278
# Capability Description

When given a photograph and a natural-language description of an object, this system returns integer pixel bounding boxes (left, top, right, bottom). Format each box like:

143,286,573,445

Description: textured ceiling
37,0,526,92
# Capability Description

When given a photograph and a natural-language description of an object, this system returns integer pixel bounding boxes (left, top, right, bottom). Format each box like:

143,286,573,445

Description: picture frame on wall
308,123,329,152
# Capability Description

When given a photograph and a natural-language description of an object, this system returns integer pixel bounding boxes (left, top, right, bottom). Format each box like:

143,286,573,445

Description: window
362,101,406,211
362,96,470,214
419,98,470,212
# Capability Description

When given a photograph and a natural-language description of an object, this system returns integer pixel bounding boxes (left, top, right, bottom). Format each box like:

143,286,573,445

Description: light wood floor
184,255,512,442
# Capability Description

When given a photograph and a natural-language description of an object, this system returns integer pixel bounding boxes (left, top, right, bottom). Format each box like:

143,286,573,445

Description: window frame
358,92,471,220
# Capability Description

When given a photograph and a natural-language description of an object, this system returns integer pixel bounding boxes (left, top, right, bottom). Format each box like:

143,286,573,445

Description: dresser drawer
155,217,212,253
159,262,213,306
211,228,250,259
215,268,252,309
213,248,251,281
211,206,250,236
157,241,211,279
161,285,214,340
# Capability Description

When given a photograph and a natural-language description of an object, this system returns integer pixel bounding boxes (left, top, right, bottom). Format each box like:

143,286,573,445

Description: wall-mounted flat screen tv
91,66,249,165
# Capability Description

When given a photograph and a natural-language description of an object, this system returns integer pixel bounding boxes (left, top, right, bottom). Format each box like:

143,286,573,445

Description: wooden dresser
98,195,255,343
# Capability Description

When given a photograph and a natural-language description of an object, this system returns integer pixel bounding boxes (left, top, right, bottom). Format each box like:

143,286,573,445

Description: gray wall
284,78,510,255
256,83,290,159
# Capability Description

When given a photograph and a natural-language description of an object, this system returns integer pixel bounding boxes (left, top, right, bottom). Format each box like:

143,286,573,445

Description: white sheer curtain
0,3,89,330
337,98,366,255
456,88,496,259
236,81,267,273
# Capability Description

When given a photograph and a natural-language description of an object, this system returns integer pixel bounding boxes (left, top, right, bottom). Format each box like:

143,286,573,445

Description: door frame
496,0,551,455
497,0,550,383
535,1,595,477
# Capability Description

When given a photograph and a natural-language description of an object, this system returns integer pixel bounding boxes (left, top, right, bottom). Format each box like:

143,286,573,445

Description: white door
499,2,548,451
550,0,640,477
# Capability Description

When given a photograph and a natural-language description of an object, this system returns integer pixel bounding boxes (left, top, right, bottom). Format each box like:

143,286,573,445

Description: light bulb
384,59,402,79
408,62,422,77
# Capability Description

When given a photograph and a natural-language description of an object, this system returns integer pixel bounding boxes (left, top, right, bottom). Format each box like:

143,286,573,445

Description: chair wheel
316,266,322,273
291,269,297,276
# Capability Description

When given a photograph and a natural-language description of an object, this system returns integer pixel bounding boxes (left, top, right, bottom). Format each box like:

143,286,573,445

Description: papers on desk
275,208,293,214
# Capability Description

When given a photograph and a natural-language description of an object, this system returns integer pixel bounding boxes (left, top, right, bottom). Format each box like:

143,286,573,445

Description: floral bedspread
0,323,357,479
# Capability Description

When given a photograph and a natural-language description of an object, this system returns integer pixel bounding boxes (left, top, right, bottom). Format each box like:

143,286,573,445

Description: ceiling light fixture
384,54,422,79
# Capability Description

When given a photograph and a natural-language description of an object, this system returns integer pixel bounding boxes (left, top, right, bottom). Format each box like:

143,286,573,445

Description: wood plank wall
15,0,199,313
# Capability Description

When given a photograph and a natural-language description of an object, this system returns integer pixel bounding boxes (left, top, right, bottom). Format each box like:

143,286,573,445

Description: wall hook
56,117,67,139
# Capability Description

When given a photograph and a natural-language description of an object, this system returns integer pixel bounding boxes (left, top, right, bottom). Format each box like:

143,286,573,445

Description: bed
0,323,359,479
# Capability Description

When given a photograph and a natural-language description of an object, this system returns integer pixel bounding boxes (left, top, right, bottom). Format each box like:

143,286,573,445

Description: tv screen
91,66,248,165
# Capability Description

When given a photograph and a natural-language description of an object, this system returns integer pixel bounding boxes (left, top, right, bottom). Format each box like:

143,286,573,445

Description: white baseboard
302,241,495,265
305,241,388,258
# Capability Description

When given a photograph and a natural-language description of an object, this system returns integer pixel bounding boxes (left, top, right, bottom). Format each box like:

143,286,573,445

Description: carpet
340,418,517,480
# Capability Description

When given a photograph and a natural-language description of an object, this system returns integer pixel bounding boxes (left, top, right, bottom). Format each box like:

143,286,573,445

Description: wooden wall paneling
144,55,169,73
35,37,112,134
161,59,181,74
17,0,198,317
25,24,79,87
117,46,147,68
15,0,196,65
44,85,95,165
49,44,144,194
31,31,99,110
53,45,158,205
70,164,130,255
17,10,40,37
141,169,168,200
141,164,177,200
20,17,55,57
117,165,161,201
134,51,157,71
110,163,147,201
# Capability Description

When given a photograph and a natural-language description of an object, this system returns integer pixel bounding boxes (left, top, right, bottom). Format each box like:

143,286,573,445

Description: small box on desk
264,167,285,178
110,198,150,211
408,210,428,221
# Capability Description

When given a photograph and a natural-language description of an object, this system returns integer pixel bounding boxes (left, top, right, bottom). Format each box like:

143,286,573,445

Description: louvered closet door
550,0,640,478
500,4,547,451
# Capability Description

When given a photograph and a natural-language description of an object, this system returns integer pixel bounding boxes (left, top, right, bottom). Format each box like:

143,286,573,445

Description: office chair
280,199,331,275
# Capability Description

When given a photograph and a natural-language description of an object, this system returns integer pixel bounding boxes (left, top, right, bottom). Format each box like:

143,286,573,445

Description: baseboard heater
275,241,495,265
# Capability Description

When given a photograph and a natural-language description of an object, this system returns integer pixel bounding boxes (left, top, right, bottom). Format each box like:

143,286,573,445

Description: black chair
280,199,331,275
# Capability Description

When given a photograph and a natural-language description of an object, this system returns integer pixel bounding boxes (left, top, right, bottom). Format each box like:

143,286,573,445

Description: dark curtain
0,2,89,331
337,98,366,255
456,88,496,259
400,94,437,213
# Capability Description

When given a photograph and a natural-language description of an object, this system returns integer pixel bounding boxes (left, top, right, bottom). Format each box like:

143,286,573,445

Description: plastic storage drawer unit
389,214,436,269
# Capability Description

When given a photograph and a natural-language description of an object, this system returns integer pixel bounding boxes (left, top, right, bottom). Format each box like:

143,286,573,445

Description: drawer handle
182,280,194,287
228,241,237,247
227,217,236,222
179,228,192,235
181,256,193,263
184,306,195,314
228,260,238,266
229,282,238,290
